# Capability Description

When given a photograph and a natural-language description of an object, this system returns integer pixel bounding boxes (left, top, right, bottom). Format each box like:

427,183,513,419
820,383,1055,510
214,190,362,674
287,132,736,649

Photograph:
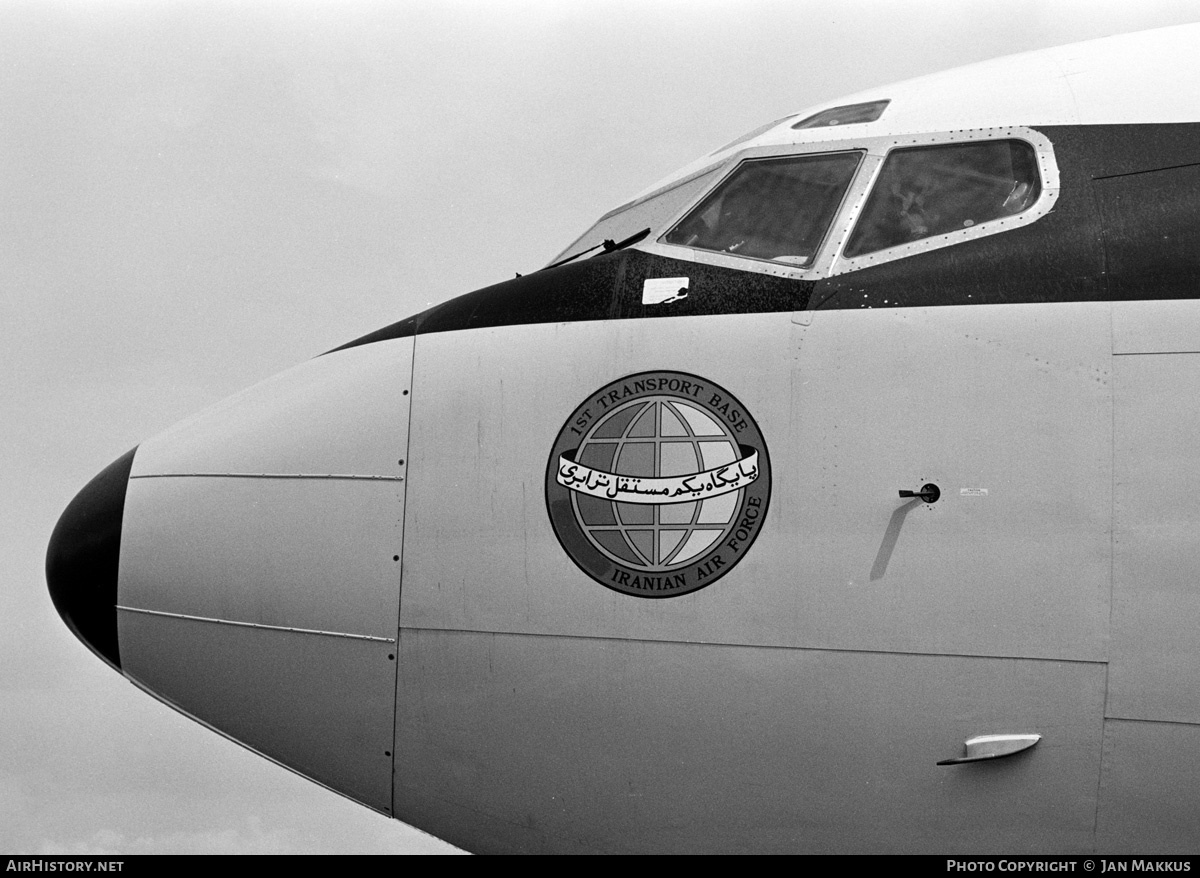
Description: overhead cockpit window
844,140,1041,257
791,100,890,130
662,152,862,266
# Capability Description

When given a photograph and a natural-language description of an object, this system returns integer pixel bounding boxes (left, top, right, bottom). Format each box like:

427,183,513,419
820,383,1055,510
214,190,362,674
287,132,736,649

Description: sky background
4,0,1199,856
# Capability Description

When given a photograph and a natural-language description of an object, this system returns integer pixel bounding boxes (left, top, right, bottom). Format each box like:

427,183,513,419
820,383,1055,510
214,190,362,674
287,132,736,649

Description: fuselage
47,24,1200,853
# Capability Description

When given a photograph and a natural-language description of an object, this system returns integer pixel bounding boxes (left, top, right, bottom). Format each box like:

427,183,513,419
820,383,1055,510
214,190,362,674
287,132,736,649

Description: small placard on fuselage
642,277,689,305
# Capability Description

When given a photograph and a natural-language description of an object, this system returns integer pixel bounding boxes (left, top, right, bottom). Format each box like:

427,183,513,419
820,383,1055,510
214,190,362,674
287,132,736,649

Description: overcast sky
5,0,1199,856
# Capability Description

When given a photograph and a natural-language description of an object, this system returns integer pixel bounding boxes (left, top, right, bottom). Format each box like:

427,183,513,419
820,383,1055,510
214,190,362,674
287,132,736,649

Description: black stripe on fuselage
332,123,1200,353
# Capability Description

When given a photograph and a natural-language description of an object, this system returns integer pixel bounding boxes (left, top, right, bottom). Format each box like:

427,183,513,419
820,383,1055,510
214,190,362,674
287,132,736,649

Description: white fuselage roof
641,23,1200,199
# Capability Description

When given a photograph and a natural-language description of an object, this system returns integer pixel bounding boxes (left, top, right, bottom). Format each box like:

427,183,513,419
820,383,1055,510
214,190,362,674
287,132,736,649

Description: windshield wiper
538,228,651,273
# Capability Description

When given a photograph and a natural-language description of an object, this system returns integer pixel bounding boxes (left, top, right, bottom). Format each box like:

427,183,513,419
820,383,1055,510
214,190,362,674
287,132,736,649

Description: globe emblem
571,396,744,571
547,370,770,598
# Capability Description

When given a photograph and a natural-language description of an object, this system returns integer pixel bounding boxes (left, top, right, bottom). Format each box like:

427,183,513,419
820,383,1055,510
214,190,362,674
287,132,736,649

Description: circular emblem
546,370,771,598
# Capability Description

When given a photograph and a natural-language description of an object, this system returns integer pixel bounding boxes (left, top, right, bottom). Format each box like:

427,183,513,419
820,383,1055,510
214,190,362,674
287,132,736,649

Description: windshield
548,166,725,266
662,152,862,266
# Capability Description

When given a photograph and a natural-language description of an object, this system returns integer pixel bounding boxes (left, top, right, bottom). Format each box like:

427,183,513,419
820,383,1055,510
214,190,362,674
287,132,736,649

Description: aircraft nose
46,448,137,673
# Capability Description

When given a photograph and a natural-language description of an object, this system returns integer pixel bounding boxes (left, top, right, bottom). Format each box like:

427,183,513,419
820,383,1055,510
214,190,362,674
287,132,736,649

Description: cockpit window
791,100,890,130
662,151,862,266
843,140,1041,258
547,166,725,267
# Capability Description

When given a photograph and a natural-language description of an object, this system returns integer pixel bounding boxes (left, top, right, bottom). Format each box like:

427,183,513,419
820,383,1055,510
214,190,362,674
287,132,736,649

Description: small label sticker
960,488,989,497
643,277,689,305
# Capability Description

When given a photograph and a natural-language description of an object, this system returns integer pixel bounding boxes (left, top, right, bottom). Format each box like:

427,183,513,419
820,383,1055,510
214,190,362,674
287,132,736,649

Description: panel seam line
130,473,403,481
117,605,396,642
398,626,1106,663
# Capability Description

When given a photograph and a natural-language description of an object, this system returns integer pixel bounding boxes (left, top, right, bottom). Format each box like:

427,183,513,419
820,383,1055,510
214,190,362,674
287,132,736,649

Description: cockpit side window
662,152,862,267
843,140,1041,258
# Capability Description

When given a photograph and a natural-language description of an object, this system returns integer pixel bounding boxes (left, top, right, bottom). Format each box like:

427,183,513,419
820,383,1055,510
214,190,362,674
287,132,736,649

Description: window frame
829,127,1060,276
637,126,1059,281
658,149,868,271
642,142,876,280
